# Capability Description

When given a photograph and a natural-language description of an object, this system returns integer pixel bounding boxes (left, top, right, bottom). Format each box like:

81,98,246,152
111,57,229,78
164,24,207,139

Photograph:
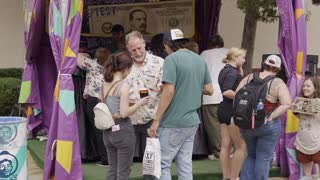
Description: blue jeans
240,118,281,180
158,125,198,180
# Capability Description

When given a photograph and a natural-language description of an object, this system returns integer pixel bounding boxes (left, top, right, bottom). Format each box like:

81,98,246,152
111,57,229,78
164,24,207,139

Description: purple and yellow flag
277,0,307,179
43,0,83,179
20,0,46,132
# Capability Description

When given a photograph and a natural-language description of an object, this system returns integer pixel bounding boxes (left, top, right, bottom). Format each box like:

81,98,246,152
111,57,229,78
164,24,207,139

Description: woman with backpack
235,55,291,180
101,51,149,180
217,47,247,180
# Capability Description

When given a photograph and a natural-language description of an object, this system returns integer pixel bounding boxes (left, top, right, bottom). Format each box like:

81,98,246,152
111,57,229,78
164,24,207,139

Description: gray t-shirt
160,49,212,128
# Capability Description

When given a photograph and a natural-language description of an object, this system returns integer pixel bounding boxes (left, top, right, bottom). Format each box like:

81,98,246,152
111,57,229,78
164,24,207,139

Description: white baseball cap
265,55,281,68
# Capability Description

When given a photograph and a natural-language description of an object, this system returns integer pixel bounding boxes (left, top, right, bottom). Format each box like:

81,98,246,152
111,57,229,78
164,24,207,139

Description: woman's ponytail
103,51,133,82
104,55,114,82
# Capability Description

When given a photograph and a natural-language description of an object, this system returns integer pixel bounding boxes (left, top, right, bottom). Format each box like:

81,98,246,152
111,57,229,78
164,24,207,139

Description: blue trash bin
0,117,27,180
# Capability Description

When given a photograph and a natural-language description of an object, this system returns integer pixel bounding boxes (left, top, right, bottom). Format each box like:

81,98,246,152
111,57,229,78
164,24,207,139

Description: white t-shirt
294,113,320,155
200,48,228,105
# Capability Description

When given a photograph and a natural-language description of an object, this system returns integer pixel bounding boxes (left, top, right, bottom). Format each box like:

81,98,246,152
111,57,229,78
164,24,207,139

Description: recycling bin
0,117,27,180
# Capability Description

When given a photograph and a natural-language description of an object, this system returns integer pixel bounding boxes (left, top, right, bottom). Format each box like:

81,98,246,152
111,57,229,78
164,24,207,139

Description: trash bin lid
0,117,26,124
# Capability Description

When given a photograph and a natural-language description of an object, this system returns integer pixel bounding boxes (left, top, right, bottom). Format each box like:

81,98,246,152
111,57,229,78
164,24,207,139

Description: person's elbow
203,84,213,95
162,83,175,98
120,110,128,118
279,91,292,111
164,87,175,98
282,103,292,111
76,57,83,68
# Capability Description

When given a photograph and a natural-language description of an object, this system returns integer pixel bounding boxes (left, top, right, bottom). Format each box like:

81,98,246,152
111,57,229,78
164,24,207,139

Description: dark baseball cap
163,29,185,43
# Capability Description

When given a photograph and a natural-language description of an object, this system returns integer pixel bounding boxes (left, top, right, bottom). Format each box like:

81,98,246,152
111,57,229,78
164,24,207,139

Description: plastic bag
143,137,161,179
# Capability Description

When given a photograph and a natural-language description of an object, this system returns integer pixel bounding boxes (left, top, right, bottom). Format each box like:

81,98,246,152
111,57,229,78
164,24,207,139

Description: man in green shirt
148,29,213,180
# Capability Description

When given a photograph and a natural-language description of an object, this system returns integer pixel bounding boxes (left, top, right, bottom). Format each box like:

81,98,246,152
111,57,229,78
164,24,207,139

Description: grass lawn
28,139,281,180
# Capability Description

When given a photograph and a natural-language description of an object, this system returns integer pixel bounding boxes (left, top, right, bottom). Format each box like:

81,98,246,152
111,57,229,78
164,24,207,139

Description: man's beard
133,53,146,63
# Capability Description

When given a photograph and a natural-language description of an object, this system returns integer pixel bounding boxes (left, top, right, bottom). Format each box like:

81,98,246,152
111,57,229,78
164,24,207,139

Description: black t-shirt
218,64,242,103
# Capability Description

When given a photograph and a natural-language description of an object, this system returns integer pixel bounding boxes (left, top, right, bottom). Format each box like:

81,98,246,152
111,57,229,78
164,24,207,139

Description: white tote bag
142,138,161,179
93,102,115,130
93,80,121,130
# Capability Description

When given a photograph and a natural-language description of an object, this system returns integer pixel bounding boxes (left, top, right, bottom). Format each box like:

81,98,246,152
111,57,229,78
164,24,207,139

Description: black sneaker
96,161,109,167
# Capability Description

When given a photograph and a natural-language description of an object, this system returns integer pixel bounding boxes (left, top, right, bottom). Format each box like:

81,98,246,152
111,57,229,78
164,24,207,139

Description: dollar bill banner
87,0,195,37
292,97,320,114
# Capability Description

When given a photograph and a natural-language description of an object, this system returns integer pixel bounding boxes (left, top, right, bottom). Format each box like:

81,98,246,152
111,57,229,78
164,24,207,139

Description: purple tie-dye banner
277,0,307,179
43,0,83,179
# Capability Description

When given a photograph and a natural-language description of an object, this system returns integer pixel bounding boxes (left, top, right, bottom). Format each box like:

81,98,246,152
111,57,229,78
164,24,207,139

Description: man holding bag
148,29,213,180
143,137,161,179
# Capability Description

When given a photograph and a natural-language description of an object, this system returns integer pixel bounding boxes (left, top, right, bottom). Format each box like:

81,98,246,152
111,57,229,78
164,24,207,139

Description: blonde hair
223,47,246,63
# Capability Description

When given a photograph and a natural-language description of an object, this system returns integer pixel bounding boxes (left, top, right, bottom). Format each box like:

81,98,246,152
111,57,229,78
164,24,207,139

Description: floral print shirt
127,53,164,125
79,57,104,98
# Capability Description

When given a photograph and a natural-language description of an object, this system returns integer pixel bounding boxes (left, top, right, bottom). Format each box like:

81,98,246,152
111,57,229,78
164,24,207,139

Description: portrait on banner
292,97,320,114
87,0,194,37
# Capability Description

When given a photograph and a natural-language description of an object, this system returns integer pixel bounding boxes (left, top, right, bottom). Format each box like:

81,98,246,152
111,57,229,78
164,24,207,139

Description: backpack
233,72,276,129
93,80,121,130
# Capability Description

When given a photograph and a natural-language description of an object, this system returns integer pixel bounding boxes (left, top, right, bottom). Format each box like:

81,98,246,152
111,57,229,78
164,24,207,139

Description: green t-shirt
160,49,212,128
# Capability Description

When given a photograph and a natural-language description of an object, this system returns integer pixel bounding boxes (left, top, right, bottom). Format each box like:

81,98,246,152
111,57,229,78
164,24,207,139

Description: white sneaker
299,176,313,180
208,154,219,160
229,152,234,159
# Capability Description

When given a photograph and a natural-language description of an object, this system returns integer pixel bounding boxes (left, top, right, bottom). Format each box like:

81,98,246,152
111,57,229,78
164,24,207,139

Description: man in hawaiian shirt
125,31,164,158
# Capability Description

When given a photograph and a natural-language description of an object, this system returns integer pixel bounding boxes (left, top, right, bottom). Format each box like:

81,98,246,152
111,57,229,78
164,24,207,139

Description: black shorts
217,101,233,125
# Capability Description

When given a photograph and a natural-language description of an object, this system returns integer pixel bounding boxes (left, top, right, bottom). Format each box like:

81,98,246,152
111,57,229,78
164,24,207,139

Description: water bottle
257,99,264,110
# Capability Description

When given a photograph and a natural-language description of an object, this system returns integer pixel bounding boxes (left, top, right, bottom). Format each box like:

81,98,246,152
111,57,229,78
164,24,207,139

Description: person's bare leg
317,164,320,179
302,161,313,177
220,124,232,179
228,123,246,180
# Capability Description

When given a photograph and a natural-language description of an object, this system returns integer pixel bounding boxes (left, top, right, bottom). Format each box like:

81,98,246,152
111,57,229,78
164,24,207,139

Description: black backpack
233,72,276,129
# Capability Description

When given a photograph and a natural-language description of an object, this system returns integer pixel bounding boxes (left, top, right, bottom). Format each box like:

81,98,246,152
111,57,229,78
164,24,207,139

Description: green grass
27,139,281,179
81,159,222,180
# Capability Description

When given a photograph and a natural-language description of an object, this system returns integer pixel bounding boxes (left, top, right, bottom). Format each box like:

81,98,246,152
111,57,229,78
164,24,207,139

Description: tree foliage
0,78,21,116
237,0,278,23
236,0,278,75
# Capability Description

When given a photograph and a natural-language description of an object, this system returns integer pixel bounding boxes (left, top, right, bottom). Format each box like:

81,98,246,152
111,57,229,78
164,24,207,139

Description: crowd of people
75,24,320,180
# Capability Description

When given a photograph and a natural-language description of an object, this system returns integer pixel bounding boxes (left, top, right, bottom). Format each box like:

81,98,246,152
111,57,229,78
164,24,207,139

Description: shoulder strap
259,75,276,94
102,80,122,100
263,75,276,83
267,78,276,94
113,81,125,97
246,73,255,84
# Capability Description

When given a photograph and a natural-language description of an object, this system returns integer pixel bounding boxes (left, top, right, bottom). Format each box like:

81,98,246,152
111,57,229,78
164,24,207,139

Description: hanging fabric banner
277,0,307,179
43,0,84,179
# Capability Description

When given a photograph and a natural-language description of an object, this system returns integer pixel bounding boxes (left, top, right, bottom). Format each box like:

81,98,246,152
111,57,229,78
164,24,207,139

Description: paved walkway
27,150,43,180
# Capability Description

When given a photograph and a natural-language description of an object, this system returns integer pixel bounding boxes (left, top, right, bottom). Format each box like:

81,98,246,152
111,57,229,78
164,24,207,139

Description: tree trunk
241,12,258,76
